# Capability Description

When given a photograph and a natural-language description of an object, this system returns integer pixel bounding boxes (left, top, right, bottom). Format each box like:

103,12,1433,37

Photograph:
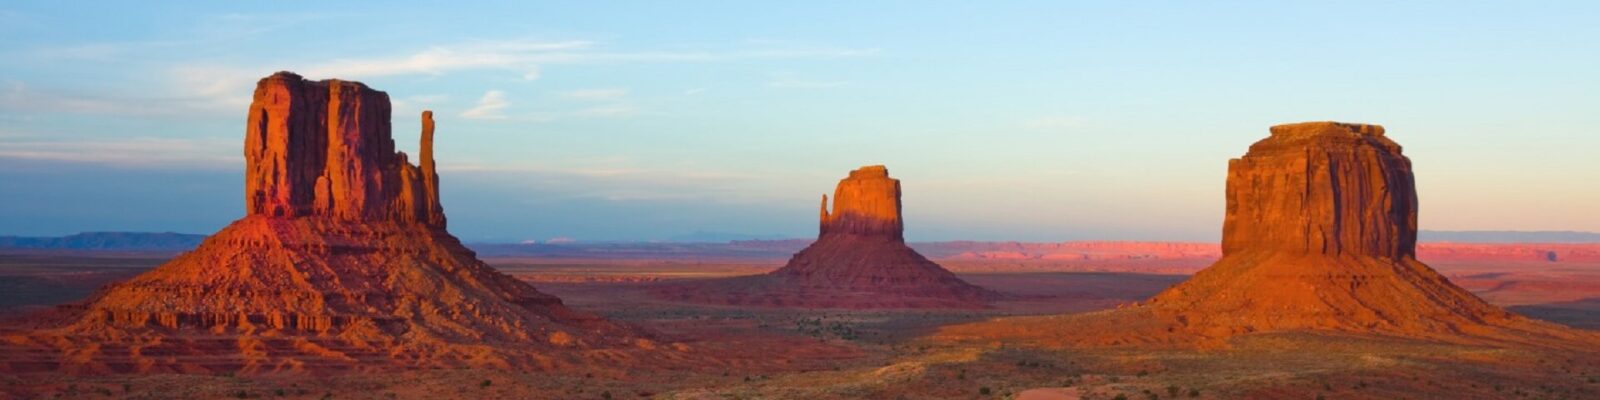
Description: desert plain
2,240,1597,399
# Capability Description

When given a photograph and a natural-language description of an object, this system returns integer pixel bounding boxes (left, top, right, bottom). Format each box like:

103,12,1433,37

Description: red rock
0,72,633,374
655,165,997,309
935,122,1596,348
244,71,443,225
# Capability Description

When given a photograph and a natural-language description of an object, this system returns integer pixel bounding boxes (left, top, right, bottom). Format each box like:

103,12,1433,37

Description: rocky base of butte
0,72,643,374
936,122,1600,349
655,165,998,309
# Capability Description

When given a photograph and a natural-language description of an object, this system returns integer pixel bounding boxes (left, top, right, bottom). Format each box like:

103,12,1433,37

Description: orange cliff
244,72,444,225
0,72,637,374
935,122,1598,349
818,165,903,238
654,165,998,309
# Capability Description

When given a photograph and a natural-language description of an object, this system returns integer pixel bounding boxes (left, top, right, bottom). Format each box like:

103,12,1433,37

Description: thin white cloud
303,40,592,78
9,35,876,121
683,88,708,95
0,136,237,168
563,88,629,101
0,81,217,118
461,90,510,120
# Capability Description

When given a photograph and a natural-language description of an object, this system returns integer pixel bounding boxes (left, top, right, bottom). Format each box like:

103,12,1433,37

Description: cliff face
934,122,1593,350
819,165,903,239
1,72,632,374
1220,122,1415,258
244,71,443,226
1148,122,1523,338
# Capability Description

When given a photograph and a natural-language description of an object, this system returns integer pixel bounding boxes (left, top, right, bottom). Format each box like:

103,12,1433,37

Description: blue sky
1,2,1597,242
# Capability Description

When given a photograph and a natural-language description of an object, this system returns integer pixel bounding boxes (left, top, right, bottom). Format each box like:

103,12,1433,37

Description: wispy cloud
461,90,510,120
252,39,875,82
302,40,592,78
0,81,213,118
0,136,237,168
683,88,708,96
563,88,629,101
144,39,869,119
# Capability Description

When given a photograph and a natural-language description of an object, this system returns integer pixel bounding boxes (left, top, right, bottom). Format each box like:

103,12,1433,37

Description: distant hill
1420,230,1600,243
0,232,207,251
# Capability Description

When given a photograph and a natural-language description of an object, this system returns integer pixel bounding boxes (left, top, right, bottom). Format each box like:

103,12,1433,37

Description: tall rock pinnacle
244,71,444,226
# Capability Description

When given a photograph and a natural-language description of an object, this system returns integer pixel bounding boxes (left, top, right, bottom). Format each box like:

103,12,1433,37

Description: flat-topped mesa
819,165,904,239
1221,121,1415,259
245,71,445,226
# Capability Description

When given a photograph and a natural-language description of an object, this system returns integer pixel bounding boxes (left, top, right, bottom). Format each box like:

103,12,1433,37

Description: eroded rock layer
0,72,634,374
935,122,1595,349
655,165,996,309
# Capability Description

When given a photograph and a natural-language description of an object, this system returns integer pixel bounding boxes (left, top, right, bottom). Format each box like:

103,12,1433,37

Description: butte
0,72,636,374
937,122,1598,348
654,165,998,309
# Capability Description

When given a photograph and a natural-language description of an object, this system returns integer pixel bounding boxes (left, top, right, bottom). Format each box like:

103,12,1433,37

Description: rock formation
0,72,635,374
244,73,444,226
655,165,997,309
1144,122,1515,337
936,122,1594,348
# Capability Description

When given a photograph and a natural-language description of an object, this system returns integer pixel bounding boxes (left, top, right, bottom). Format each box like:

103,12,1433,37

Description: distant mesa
937,121,1599,348
653,165,999,309
0,71,637,374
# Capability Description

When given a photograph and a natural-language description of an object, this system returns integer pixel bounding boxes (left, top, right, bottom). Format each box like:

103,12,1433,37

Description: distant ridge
1421,230,1600,243
6,230,1597,253
0,232,206,251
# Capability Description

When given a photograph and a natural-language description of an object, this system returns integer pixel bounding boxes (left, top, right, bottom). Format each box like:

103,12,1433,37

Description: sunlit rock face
1219,122,1415,259
244,71,445,226
1149,122,1520,337
0,72,634,374
817,165,903,239
933,122,1594,350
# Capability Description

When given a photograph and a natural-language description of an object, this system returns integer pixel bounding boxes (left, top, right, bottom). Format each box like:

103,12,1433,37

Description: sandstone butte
936,122,1599,349
0,72,641,374
654,165,999,309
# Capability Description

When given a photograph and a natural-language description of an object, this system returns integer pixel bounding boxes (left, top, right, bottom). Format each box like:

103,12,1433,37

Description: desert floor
1,251,1598,399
